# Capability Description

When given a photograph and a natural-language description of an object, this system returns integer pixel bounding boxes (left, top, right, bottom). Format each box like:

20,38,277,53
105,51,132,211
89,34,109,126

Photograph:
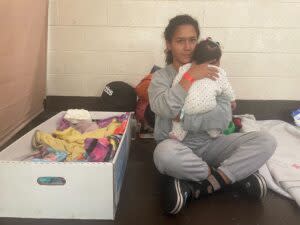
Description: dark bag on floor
99,81,137,112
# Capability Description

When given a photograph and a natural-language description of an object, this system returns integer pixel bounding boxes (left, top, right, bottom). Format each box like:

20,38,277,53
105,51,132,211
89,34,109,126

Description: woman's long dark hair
164,15,200,65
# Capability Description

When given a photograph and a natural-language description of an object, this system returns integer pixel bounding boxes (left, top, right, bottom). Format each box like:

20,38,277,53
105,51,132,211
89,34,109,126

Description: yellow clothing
32,119,121,161
53,119,121,145
33,130,85,161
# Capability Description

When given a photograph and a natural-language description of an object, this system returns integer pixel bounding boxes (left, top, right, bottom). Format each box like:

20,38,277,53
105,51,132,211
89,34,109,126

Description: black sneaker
162,176,192,215
237,172,267,200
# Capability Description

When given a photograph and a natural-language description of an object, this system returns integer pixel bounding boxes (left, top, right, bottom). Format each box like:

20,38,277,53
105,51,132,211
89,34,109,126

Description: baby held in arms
170,38,236,141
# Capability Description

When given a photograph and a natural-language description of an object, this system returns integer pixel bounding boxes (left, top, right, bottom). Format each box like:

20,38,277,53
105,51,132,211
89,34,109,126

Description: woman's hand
173,114,180,122
188,61,219,81
179,61,220,91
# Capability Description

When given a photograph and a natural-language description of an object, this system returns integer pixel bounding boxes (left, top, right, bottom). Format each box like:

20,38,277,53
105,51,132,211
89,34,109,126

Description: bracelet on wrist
183,72,195,84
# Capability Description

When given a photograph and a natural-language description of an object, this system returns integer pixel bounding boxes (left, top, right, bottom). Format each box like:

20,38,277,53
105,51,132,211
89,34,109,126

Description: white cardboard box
0,111,132,220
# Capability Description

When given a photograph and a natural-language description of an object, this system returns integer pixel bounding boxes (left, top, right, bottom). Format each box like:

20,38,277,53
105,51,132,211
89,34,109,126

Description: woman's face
166,24,198,69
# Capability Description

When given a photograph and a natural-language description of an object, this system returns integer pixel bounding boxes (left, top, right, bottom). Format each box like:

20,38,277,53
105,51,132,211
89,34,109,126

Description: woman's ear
166,40,171,51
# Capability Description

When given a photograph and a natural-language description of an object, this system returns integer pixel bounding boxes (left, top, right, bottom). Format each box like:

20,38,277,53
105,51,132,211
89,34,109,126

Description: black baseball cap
99,81,137,112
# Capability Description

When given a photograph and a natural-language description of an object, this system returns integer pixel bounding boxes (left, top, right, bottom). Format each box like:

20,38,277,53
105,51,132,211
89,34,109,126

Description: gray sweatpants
153,131,276,183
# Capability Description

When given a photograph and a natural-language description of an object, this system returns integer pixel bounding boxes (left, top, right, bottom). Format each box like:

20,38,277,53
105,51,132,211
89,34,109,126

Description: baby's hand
231,101,237,111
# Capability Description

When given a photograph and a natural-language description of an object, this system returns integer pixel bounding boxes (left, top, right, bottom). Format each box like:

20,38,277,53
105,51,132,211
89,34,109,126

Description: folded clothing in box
29,110,130,162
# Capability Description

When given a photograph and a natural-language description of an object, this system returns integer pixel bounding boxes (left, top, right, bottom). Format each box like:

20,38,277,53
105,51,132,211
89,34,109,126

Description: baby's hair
192,38,222,64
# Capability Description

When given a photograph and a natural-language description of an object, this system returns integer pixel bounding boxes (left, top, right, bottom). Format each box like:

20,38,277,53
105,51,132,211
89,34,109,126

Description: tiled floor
1,110,299,225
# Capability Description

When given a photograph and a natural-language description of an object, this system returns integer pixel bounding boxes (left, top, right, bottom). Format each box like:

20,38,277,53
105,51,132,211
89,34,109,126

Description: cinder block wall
47,0,300,100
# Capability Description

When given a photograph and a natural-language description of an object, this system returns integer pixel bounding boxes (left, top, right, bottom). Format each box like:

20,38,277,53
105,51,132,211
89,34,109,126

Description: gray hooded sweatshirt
148,64,232,142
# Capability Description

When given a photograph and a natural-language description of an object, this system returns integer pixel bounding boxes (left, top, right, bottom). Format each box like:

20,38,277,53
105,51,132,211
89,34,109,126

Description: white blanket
256,120,300,205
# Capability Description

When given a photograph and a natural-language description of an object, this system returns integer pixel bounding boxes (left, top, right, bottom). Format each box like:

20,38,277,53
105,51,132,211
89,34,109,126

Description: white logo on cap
104,86,113,96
